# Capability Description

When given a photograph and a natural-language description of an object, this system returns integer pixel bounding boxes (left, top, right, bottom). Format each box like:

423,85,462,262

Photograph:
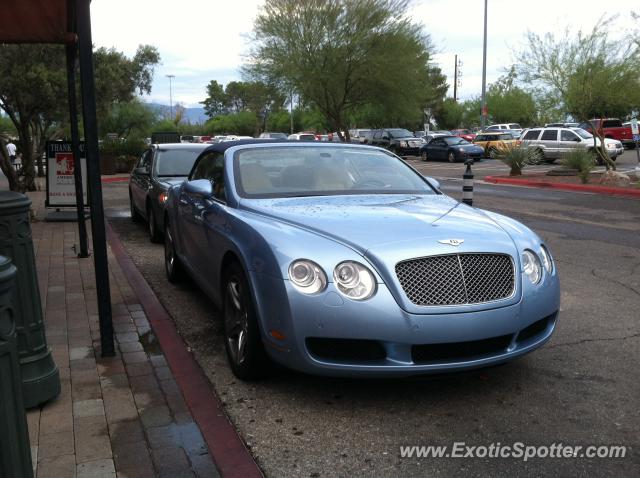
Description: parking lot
103,149,639,477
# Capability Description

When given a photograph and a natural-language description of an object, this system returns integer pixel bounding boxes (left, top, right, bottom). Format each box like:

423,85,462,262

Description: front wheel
223,262,269,380
147,203,162,243
420,151,428,162
488,147,498,159
447,151,456,163
130,193,142,223
164,219,185,283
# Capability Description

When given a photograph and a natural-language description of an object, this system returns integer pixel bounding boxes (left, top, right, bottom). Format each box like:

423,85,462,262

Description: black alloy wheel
164,220,185,283
147,203,162,243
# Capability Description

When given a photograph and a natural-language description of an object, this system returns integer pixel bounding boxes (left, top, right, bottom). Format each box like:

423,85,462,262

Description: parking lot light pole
166,74,175,121
480,0,488,129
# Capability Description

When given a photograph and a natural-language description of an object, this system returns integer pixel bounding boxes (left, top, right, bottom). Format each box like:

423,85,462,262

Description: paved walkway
19,185,221,477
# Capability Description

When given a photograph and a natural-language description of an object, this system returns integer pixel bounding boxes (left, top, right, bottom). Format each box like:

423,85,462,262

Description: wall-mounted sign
45,141,88,207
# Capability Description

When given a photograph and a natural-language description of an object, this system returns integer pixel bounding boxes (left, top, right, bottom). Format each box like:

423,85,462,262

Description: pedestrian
6,140,17,168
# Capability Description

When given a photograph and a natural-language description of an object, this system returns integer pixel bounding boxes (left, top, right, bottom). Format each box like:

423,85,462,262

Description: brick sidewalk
25,189,220,477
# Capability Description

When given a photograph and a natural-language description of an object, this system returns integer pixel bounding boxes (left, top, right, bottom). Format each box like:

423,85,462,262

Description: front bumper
250,271,560,377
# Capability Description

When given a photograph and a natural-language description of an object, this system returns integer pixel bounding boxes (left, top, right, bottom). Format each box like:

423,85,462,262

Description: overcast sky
91,0,635,108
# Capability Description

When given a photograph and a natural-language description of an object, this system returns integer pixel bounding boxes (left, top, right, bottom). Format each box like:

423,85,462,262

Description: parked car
450,129,477,142
419,135,485,162
485,123,523,135
370,128,423,156
180,135,195,143
288,132,317,141
129,143,209,242
473,132,519,158
163,140,560,379
577,118,634,149
423,132,450,143
349,129,372,143
520,127,623,163
259,132,288,139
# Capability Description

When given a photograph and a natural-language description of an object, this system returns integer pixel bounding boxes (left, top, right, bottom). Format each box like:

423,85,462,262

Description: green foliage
0,116,16,136
246,0,447,138
495,144,538,176
202,80,227,117
485,69,536,126
560,149,595,183
204,111,259,136
100,99,156,139
435,98,464,130
100,137,147,158
517,18,640,121
266,110,293,134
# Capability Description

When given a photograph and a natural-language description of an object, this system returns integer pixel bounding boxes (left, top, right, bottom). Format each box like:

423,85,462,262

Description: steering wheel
352,179,386,189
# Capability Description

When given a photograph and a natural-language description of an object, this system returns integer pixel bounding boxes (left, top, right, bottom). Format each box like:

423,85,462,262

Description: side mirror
425,176,440,190
573,137,581,142
134,167,149,176
184,179,214,198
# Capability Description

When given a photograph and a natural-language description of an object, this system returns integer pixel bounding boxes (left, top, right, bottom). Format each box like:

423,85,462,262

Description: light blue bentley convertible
163,140,560,379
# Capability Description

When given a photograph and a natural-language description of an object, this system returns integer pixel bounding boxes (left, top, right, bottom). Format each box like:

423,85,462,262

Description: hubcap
225,278,249,366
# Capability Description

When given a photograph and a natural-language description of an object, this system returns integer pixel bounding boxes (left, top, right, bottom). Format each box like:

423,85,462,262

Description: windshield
508,124,522,129
387,129,414,138
234,146,436,198
444,137,470,145
154,149,202,177
572,128,593,139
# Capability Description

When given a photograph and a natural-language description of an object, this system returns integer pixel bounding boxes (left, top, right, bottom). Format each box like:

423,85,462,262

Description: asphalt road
103,152,640,477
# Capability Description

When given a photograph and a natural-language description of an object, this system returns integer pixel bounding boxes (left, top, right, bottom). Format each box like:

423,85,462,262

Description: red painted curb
484,175,640,198
105,221,263,478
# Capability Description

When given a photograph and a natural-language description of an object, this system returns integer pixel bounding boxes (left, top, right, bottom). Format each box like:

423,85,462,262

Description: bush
561,149,595,183
100,137,146,158
495,144,538,176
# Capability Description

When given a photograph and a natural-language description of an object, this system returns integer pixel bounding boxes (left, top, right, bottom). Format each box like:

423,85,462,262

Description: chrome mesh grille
395,253,515,306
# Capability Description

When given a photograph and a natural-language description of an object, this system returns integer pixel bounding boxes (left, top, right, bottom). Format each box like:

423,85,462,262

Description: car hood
241,194,517,259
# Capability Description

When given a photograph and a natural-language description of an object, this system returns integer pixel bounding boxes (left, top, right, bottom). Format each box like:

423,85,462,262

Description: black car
370,128,424,156
419,135,485,163
129,143,209,242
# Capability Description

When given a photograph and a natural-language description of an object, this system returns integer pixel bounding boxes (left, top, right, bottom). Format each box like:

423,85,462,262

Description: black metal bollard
0,255,34,478
0,192,60,408
462,159,474,206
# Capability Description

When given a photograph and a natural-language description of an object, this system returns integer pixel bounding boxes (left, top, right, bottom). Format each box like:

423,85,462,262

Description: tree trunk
17,124,37,191
0,139,19,191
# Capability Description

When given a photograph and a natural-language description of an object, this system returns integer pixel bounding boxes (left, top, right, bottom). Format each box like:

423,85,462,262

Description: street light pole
166,74,175,120
480,0,488,129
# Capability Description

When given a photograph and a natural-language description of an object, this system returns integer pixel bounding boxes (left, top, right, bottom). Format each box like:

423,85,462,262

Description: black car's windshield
234,146,436,198
387,129,414,138
155,149,202,177
444,137,470,145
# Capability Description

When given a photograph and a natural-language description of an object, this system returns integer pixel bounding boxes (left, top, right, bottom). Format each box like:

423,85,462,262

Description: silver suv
520,127,623,163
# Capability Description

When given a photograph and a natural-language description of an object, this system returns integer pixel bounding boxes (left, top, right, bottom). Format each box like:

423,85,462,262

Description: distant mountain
146,102,208,125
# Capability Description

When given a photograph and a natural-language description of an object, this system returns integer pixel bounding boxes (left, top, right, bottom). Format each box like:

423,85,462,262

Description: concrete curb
105,220,264,478
484,175,640,199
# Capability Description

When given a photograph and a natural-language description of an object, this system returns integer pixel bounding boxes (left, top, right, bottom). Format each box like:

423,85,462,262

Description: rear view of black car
129,143,209,242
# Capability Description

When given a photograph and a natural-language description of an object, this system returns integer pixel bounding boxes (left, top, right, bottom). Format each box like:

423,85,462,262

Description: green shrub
561,149,595,183
100,137,146,158
495,144,538,176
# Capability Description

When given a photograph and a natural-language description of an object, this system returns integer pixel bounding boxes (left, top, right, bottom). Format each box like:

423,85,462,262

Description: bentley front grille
395,253,515,306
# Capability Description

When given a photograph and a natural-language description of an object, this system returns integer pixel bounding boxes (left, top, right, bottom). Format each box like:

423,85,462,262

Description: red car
578,119,634,149
451,129,476,142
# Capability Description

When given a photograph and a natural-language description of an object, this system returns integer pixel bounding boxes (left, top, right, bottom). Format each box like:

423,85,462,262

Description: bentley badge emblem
438,239,464,246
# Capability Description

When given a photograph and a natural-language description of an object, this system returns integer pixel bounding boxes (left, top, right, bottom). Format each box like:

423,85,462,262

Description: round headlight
540,245,553,273
288,260,327,294
522,250,542,284
333,261,377,300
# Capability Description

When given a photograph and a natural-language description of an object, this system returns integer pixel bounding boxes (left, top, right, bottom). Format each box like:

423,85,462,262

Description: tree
0,44,159,191
246,0,446,140
516,18,640,170
202,80,228,117
434,98,464,130
100,99,156,139
485,68,536,126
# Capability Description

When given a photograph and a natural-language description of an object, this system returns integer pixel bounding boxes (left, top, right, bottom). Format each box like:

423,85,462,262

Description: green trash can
0,255,34,478
0,192,60,408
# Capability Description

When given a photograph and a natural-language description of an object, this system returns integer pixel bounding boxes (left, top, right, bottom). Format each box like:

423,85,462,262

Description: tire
147,202,162,243
447,151,456,163
488,147,498,159
164,219,186,283
222,262,269,380
130,192,142,223
421,151,428,162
